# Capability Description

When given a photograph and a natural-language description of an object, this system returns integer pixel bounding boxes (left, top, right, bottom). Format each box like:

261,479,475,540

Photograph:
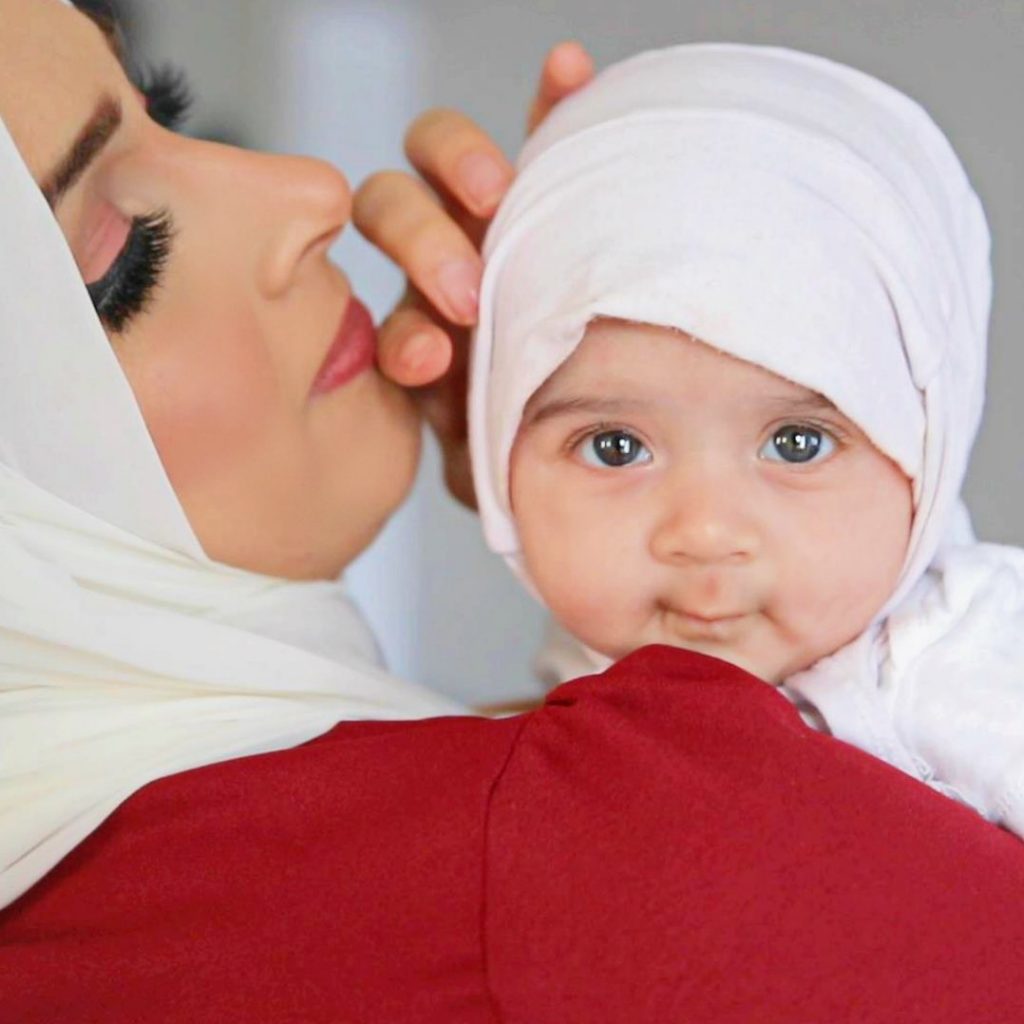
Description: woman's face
0,0,421,579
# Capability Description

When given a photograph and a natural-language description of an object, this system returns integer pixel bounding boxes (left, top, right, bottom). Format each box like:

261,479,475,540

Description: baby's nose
648,480,760,567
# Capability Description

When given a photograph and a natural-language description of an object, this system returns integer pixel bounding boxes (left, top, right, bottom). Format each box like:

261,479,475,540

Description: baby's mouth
660,604,750,642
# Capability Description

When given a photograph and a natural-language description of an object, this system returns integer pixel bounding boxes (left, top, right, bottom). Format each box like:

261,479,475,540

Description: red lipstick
310,297,376,396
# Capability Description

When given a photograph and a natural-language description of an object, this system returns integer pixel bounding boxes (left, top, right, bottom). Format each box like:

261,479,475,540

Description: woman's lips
310,297,377,396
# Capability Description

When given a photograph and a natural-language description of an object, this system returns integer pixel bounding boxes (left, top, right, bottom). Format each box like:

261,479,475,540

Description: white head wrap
471,44,1024,832
0,38,457,906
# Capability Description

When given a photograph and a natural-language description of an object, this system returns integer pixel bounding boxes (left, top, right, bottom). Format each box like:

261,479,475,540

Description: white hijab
0,92,458,906
471,44,1024,834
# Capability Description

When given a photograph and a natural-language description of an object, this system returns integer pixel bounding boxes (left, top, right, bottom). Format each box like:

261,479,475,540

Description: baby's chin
597,634,783,686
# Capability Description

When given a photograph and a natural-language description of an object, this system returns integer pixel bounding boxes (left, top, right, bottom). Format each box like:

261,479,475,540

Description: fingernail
436,259,481,324
402,332,439,376
457,151,511,213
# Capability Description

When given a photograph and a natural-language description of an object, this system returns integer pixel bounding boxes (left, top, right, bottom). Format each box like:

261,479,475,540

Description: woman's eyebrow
40,95,122,210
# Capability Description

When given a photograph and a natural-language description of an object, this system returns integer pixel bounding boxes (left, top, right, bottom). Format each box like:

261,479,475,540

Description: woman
2,2,1024,1021
0,0,567,904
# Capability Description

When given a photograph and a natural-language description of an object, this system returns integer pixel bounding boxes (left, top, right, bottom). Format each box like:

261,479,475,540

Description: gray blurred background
118,0,1023,704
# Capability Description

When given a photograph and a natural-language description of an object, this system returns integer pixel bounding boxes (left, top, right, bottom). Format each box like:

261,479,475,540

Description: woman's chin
328,392,423,575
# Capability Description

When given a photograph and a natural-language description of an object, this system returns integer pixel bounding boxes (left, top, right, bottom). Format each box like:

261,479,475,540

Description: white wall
127,0,1023,704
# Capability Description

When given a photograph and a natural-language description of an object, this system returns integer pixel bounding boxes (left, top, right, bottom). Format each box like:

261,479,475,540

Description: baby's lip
681,610,745,622
662,605,751,640
663,600,749,623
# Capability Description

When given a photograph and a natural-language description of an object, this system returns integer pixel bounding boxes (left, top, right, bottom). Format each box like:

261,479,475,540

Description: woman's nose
648,470,760,567
227,148,353,298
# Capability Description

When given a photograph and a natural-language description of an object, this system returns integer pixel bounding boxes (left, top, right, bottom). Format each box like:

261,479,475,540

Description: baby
470,44,1024,833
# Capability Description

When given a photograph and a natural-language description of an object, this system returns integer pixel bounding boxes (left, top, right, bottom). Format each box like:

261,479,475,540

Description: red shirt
3,646,1023,1022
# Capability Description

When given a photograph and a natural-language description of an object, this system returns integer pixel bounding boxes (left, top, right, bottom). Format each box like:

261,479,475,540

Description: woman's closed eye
759,423,837,465
85,66,191,332
576,427,653,468
86,210,173,333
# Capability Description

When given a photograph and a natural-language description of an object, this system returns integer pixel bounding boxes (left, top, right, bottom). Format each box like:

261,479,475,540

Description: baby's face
509,319,913,684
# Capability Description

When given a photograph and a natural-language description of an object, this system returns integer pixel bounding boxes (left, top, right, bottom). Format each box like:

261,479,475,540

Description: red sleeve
3,646,1023,1023
485,645,1024,1023
0,715,515,1024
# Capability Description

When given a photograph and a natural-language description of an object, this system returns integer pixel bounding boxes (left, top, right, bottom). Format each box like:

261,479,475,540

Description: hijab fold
471,44,1024,835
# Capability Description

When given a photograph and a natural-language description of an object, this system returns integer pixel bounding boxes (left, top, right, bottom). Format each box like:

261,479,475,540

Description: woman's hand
354,41,594,506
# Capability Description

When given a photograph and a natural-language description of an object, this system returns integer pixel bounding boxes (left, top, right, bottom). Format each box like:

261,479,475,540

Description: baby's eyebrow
760,393,839,416
524,391,839,426
523,395,651,426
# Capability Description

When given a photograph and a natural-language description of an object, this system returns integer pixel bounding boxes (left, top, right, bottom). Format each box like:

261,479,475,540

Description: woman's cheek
118,305,281,491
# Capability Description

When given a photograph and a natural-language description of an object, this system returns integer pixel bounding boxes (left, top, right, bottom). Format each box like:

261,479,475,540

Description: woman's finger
376,303,453,388
403,107,514,220
353,169,482,326
526,41,595,134
416,374,477,510
375,300,475,506
403,45,596,219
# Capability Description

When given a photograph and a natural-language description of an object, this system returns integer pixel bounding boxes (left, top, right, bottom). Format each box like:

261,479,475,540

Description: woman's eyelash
135,64,194,131
84,65,190,334
86,211,173,333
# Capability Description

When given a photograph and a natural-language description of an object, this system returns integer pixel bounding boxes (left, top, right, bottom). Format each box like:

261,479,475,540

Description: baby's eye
579,429,653,468
759,424,835,464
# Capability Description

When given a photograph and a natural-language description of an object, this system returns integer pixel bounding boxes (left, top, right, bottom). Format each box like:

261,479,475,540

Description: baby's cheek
775,496,910,670
531,546,649,659
512,453,652,652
